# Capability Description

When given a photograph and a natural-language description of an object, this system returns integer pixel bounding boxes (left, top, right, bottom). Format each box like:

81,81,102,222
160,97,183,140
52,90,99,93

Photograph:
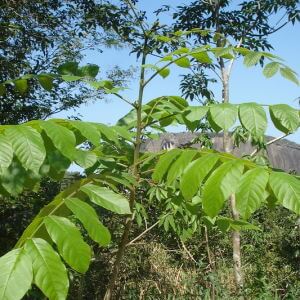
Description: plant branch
113,92,136,108
251,12,299,37
126,220,160,246
227,38,243,79
180,240,197,263
143,53,190,87
125,0,147,36
250,133,290,157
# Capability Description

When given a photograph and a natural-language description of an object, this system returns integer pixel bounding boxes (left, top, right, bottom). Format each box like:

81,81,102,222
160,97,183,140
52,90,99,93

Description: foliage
0,0,135,124
0,8,299,298
63,207,299,299
0,178,61,255
168,0,300,102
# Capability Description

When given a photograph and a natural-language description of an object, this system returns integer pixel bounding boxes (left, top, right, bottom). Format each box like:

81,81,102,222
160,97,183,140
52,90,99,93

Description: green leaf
44,216,91,273
143,64,171,79
24,238,68,300
238,102,267,136
117,109,138,128
154,35,172,42
88,80,113,90
230,219,260,231
167,150,197,185
202,160,244,217
65,198,111,246
39,121,76,160
158,68,170,78
263,62,279,78
174,57,190,68
236,168,269,219
180,154,219,200
172,47,189,55
58,61,78,75
184,106,208,122
269,172,300,214
0,135,13,174
69,121,101,146
216,217,230,233
47,149,71,180
216,217,260,232
279,67,299,85
5,125,46,173
0,84,5,96
37,75,54,91
78,64,99,78
95,124,119,145
190,51,212,64
0,248,32,300
15,178,89,248
112,126,134,141
212,47,234,59
269,104,299,133
61,75,82,82
80,183,131,214
14,79,28,94
1,159,28,195
209,103,238,130
74,150,97,169
152,149,182,182
243,52,262,67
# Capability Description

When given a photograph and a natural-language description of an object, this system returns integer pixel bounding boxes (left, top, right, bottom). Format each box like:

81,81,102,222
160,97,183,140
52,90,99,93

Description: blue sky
55,0,300,143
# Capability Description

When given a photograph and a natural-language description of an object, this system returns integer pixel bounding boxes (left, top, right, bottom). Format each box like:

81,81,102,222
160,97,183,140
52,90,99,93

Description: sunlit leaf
65,198,111,246
269,104,299,133
202,160,244,217
44,216,91,273
5,125,46,173
81,183,131,214
236,168,269,219
24,238,68,300
269,172,300,214
0,248,32,300
180,154,219,200
209,103,238,130
238,103,267,137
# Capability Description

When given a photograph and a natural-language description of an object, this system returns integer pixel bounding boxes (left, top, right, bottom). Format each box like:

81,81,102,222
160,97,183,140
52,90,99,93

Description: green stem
103,37,148,300
143,53,190,87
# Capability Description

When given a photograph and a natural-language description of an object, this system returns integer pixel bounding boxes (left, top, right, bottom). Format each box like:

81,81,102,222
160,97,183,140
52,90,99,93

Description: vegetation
0,1,299,299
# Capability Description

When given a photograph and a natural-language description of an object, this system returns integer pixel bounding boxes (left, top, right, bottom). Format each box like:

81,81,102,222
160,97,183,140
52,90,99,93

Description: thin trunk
103,42,148,300
230,194,243,287
204,226,215,300
204,226,214,271
220,58,243,289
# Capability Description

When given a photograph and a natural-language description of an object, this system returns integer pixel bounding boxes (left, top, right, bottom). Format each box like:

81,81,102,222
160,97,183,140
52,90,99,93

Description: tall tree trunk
220,58,243,289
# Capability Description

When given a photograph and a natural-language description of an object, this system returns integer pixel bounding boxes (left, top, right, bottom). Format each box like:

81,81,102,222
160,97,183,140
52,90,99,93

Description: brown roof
142,132,300,174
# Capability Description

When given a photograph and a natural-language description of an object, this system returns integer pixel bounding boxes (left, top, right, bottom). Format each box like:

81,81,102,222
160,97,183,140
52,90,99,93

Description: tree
0,2,299,299
163,0,300,287
0,0,132,124
170,0,300,103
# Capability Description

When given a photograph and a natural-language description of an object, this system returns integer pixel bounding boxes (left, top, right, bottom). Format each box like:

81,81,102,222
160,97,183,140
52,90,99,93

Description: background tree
0,0,136,124
169,0,300,102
